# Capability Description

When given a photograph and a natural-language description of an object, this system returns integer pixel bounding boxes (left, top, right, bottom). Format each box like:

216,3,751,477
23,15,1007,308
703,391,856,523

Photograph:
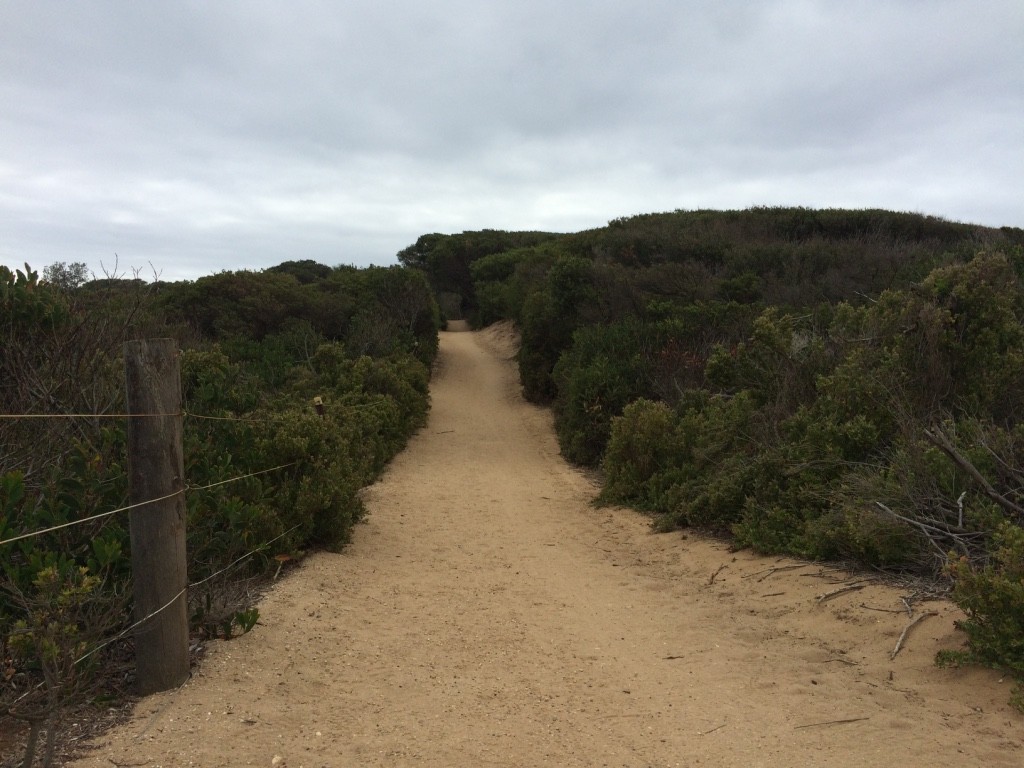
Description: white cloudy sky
2,1,1022,282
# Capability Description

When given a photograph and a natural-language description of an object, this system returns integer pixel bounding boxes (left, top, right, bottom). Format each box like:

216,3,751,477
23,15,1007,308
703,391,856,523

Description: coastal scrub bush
553,319,658,465
600,399,682,512
601,390,761,532
518,256,597,402
939,522,1024,710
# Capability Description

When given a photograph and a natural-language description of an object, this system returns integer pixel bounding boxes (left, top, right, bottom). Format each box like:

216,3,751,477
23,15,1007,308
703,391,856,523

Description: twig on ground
795,717,870,729
860,603,904,614
816,582,870,604
890,611,939,660
800,567,850,583
699,723,727,735
743,564,809,582
708,564,728,585
273,554,291,580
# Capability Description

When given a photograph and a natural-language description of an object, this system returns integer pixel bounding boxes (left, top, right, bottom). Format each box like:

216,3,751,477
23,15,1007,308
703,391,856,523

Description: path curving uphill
72,323,1020,767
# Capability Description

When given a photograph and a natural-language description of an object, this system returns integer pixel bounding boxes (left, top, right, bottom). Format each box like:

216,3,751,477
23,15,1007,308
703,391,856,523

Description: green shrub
939,522,1024,709
518,256,598,403
518,288,563,402
469,247,555,326
601,390,761,532
600,399,681,509
553,320,658,466
803,506,922,567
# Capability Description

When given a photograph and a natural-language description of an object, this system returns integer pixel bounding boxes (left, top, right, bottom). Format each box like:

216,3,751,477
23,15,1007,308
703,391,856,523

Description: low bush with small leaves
938,522,1024,710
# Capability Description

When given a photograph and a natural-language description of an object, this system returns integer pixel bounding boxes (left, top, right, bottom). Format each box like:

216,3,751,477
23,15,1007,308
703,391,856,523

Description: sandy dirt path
71,323,1020,767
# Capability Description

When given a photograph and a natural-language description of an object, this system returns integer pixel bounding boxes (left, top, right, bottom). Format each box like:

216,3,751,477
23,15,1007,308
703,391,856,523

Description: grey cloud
1,1,1021,281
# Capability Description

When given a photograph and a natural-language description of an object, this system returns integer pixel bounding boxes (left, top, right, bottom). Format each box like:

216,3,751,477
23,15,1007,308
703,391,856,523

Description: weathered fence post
124,338,189,694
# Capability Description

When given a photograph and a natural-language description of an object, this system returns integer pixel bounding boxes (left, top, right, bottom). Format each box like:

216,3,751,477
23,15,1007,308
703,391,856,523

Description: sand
66,321,1021,767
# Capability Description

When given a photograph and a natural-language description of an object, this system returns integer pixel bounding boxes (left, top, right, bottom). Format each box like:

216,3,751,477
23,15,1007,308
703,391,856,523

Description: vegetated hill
402,208,1023,321
399,207,1024,702
397,229,563,319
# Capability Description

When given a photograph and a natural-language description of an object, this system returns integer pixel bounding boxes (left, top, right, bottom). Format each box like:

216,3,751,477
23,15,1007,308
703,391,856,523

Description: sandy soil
67,321,1021,767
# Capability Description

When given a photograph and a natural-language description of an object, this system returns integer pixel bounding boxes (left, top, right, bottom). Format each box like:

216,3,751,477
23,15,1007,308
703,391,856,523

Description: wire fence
0,406,308,547
0,412,179,419
1,403,316,705
0,489,183,547
0,400,389,422
0,392,393,551
73,522,303,668
6,521,305,711
0,462,301,548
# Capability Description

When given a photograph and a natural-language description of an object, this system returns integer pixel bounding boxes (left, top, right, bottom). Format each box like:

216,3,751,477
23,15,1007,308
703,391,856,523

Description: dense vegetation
398,229,561,321
402,207,1024,706
1,260,439,761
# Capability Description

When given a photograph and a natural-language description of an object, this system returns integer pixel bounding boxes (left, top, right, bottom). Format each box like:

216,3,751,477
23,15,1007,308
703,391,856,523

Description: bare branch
923,427,1024,520
890,611,939,660
816,582,871,604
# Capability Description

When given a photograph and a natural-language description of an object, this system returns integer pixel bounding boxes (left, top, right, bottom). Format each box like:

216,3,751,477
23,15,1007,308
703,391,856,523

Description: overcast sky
2,1,1022,282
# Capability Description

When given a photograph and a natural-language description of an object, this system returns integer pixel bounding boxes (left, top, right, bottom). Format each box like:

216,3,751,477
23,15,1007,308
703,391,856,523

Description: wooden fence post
124,338,189,694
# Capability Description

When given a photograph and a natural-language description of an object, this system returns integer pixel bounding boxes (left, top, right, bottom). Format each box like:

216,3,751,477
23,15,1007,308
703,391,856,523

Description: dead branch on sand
890,611,939,660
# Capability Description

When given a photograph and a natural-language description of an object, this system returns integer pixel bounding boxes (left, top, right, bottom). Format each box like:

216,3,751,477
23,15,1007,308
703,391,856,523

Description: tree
41,262,90,291
267,260,333,284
